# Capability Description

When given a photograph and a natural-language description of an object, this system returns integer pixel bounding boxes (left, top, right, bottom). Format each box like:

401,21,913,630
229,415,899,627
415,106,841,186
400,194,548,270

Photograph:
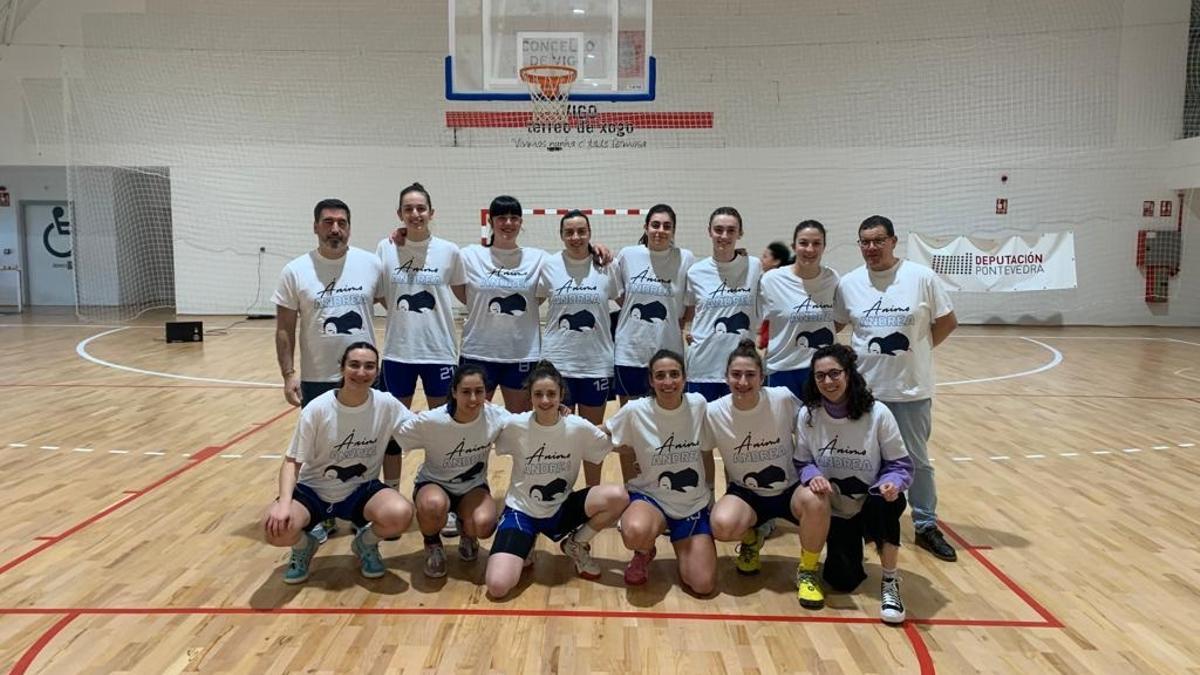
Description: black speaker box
166,321,203,343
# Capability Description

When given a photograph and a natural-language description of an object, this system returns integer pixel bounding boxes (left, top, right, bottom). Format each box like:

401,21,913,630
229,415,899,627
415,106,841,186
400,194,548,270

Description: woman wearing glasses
794,343,914,624
757,221,842,399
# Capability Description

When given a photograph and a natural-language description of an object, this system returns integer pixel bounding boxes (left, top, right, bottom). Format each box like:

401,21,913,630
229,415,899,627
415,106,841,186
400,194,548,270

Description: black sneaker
915,527,957,562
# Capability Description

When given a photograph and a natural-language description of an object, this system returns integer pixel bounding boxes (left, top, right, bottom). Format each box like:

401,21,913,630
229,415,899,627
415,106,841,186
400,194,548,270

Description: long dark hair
638,203,676,246
647,349,686,401
446,364,487,418
524,359,565,397
765,241,793,266
800,344,874,425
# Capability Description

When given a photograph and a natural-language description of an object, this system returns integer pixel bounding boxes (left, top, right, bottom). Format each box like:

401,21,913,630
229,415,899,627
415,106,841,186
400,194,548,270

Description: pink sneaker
623,548,656,586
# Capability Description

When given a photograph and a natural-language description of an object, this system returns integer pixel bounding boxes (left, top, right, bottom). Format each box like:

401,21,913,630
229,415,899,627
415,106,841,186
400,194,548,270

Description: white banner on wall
908,232,1077,292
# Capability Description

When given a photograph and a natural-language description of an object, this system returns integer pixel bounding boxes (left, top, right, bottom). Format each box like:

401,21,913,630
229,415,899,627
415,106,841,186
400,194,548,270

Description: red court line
904,623,936,675
10,612,78,675
937,520,1062,628
0,407,295,577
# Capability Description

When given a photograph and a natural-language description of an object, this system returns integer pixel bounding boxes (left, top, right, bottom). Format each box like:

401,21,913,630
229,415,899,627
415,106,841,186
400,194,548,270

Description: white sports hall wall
1,0,1198,325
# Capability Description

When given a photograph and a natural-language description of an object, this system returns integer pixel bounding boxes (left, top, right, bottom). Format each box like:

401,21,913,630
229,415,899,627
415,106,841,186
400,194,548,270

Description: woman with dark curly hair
794,343,915,624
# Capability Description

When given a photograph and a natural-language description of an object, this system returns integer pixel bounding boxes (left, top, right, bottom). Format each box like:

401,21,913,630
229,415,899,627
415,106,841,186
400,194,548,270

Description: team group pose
264,191,960,624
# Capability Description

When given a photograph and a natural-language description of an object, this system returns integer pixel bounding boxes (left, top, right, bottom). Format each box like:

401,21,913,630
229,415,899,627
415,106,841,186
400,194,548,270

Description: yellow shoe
796,568,825,609
734,528,765,575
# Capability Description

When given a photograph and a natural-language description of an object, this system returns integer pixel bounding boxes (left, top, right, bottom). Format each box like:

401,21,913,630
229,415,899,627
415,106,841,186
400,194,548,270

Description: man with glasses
833,215,959,561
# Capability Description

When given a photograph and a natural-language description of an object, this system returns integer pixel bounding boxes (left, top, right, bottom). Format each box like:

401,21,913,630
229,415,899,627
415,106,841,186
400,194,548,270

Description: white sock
574,524,599,544
384,479,400,491
358,523,381,546
881,566,898,580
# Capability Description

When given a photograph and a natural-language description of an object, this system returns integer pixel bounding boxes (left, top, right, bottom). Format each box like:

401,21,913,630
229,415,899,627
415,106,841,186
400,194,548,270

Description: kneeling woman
394,365,510,578
263,342,415,583
606,349,717,594
486,361,629,599
707,339,830,609
795,344,914,624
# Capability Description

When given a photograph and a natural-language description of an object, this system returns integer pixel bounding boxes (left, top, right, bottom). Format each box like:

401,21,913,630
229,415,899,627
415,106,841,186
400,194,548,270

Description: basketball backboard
447,0,655,101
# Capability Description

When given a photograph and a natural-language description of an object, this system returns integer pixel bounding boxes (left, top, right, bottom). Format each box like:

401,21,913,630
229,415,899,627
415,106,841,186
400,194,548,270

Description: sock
384,478,400,491
573,524,599,544
423,534,442,546
799,548,820,572
881,566,897,581
358,524,380,546
294,532,316,550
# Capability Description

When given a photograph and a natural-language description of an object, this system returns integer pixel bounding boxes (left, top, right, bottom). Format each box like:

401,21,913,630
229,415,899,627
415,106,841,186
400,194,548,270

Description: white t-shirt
394,402,510,496
794,401,908,518
459,244,547,363
537,252,620,379
287,389,414,502
686,254,763,383
613,245,695,368
834,260,954,401
706,386,801,496
759,266,841,373
272,247,383,382
376,235,465,364
494,412,612,518
606,393,713,519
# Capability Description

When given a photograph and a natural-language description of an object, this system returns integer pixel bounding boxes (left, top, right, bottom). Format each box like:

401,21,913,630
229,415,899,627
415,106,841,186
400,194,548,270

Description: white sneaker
881,576,906,624
560,535,600,580
442,512,460,538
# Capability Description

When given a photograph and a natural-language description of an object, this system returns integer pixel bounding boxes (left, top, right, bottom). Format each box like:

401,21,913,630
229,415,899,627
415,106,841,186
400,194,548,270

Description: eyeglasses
857,238,892,249
814,368,844,382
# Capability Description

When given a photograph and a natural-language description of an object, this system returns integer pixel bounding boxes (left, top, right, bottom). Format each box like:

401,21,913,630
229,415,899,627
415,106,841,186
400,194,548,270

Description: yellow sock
799,549,820,572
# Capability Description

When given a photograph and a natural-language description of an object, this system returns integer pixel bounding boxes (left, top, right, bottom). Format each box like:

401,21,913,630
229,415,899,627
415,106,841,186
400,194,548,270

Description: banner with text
909,232,1077,292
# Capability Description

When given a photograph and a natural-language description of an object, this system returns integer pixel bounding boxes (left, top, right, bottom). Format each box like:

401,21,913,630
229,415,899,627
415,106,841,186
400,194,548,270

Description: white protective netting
16,0,1197,324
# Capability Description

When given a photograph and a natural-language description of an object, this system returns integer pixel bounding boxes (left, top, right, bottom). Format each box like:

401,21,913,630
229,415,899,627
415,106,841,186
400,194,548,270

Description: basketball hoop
519,65,577,125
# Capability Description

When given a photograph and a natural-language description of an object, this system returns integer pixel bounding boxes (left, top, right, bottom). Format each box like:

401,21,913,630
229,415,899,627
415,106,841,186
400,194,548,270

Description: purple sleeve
873,455,914,492
797,459,824,485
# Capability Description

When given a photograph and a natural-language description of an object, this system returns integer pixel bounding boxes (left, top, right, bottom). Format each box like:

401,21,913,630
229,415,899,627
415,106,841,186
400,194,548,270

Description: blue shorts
614,365,650,398
628,492,712,542
291,480,388,531
413,481,491,515
460,357,535,392
723,481,802,528
686,381,730,402
766,367,810,400
382,359,455,399
491,488,592,558
564,376,612,408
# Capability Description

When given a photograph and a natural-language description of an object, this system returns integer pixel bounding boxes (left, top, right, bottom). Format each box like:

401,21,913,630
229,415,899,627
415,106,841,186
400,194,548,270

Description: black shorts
723,481,802,527
822,493,907,593
412,481,491,515
291,480,388,531
491,488,593,559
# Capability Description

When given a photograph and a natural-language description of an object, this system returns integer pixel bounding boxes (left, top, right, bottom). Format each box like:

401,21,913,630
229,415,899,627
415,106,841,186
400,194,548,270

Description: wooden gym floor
0,311,1197,673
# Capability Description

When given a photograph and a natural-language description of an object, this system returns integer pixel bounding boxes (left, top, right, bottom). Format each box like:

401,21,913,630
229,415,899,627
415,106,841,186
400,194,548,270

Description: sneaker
915,527,957,562
881,576,906,624
351,528,386,579
734,528,765,575
458,536,479,562
624,548,656,586
757,519,776,540
424,542,448,578
310,521,329,545
442,512,460,538
283,532,318,584
795,568,825,609
560,535,601,580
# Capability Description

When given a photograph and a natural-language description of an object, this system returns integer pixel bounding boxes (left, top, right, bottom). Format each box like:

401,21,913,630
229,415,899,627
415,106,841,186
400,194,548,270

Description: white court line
1092,450,1112,455
73,447,94,453
1166,338,1200,347
1059,452,1079,457
8,443,27,448
1123,448,1142,453
1172,367,1200,383
260,454,282,460
1152,445,1170,450
989,455,1010,460
951,457,972,462
938,337,1063,386
1024,454,1045,459
1180,443,1196,448
220,454,243,459
144,451,165,456
108,449,129,454
75,327,279,387
39,445,59,450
